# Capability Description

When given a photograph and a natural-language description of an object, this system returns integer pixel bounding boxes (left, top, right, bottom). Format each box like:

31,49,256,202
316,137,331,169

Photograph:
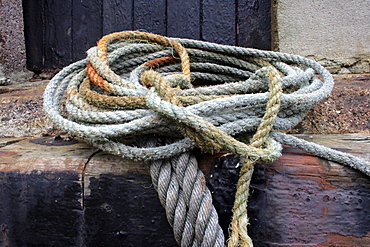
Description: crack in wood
77,149,100,247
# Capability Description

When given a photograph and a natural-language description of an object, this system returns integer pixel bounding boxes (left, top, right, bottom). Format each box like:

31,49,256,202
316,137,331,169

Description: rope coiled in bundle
44,31,370,246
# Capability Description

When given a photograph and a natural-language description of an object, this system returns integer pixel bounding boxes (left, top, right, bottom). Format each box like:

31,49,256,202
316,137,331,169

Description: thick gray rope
144,137,224,246
43,32,370,246
271,132,370,176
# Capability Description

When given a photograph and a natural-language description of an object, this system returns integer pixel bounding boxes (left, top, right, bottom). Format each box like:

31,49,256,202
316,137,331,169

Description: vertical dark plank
22,0,44,71
237,0,271,50
102,0,133,35
167,0,200,39
201,0,236,45
133,0,166,35
43,0,73,68
72,0,103,61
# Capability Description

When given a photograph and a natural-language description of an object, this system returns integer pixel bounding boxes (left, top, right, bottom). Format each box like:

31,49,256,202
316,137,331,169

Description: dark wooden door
23,0,271,72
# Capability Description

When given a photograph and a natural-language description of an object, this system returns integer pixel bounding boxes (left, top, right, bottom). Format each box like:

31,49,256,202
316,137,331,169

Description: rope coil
44,31,370,246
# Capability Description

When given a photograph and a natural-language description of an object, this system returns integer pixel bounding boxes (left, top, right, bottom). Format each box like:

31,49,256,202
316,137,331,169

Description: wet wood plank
102,0,133,35
83,173,177,246
0,136,176,246
204,133,370,246
22,0,45,71
248,147,370,246
167,0,201,39
43,0,73,67
72,0,103,61
237,0,272,49
201,0,236,45
0,170,83,246
23,0,273,71
133,0,167,35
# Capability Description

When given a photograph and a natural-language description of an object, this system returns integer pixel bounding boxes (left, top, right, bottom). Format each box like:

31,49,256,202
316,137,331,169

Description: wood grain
72,0,103,61
133,0,167,35
102,0,133,35
167,0,201,39
201,0,236,45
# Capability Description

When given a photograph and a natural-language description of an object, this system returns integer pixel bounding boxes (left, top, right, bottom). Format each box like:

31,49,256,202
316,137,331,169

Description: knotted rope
43,31,370,246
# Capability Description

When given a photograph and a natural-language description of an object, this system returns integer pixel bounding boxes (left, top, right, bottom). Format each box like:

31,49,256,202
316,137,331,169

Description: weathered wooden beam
133,0,167,36
43,0,73,68
237,0,271,49
102,0,133,35
204,134,370,246
22,0,45,72
201,0,236,45
0,133,369,246
167,0,201,39
72,0,104,62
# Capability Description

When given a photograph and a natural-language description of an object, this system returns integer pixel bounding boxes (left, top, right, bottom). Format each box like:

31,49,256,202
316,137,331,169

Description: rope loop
141,65,282,160
96,30,191,85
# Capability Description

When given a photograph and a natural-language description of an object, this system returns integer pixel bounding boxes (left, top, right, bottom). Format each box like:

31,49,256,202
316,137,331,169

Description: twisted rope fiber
43,31,370,246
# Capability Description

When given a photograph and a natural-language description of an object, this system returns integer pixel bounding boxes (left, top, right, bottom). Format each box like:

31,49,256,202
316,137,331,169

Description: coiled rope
43,31,370,246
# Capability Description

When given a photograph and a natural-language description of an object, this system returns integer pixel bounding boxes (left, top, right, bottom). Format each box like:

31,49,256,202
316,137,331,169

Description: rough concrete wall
275,0,370,73
0,0,28,81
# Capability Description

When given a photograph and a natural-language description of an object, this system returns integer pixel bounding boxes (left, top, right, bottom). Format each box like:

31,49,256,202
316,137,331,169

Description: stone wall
273,0,370,73
0,0,30,84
